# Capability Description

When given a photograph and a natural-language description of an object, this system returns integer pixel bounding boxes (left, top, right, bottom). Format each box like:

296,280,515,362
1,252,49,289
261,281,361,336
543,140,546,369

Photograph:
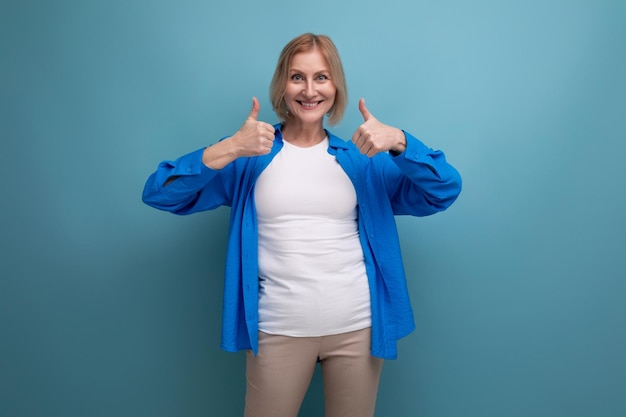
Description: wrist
390,129,407,155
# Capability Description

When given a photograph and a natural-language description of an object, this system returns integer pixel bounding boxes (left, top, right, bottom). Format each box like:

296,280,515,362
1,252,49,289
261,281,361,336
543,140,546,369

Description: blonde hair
270,33,347,126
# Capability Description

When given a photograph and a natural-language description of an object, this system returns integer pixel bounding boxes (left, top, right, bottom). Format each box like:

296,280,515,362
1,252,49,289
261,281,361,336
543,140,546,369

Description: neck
281,120,326,147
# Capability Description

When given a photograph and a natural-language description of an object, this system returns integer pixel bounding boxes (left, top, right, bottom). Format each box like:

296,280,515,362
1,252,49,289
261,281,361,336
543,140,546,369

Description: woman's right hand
202,97,275,169
229,97,276,157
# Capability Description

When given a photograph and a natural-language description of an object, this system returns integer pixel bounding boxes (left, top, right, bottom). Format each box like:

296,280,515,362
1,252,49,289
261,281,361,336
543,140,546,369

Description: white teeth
301,101,319,107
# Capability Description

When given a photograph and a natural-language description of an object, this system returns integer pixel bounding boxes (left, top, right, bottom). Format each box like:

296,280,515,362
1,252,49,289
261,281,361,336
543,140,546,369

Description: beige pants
244,328,384,417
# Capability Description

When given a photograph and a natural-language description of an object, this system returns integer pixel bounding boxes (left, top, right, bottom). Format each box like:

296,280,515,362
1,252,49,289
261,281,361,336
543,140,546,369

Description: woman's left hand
352,98,407,157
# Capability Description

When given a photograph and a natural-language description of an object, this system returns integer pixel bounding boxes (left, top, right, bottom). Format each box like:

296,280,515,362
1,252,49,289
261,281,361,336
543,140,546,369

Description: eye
291,74,303,81
317,74,329,81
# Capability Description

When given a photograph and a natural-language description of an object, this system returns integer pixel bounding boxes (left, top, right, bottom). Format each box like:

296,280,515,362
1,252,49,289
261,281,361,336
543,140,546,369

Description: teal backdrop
2,0,625,416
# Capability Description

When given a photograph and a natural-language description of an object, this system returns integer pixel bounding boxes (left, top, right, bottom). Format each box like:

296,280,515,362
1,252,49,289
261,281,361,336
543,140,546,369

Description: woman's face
284,49,336,126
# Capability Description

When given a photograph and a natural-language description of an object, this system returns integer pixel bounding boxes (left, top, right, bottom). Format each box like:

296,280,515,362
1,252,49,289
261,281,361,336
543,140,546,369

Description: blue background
2,0,625,416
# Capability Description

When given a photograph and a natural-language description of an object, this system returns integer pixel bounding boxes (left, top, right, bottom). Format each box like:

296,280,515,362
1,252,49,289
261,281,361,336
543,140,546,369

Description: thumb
359,98,373,121
248,97,260,120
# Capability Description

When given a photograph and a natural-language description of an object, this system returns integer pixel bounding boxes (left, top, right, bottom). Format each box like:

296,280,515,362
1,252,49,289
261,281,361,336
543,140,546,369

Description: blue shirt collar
274,123,351,151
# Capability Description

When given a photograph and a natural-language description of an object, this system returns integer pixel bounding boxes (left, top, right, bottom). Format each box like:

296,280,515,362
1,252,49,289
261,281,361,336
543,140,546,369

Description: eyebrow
289,68,330,75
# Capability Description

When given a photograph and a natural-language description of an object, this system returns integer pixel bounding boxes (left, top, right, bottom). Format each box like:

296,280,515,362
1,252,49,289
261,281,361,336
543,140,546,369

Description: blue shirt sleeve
142,148,231,214
385,131,462,216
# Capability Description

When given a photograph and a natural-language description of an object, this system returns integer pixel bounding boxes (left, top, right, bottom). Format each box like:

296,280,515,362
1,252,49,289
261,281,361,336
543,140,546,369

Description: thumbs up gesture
352,98,406,157
230,97,276,157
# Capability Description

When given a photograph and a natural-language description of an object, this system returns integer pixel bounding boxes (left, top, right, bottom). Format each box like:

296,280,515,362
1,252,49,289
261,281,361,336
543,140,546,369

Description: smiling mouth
296,100,323,108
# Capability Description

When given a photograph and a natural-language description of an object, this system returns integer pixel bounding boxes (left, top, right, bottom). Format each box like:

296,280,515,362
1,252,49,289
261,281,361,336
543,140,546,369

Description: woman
143,33,461,417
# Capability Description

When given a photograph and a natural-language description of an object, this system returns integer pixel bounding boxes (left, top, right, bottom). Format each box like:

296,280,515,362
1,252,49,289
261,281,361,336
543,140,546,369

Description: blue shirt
142,125,462,359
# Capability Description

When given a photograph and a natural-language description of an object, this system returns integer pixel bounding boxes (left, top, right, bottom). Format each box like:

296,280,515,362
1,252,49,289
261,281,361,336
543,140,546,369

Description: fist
351,98,406,157
230,97,276,157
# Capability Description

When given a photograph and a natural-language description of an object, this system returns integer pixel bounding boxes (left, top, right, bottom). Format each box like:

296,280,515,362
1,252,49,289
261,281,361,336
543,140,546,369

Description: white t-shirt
254,137,372,337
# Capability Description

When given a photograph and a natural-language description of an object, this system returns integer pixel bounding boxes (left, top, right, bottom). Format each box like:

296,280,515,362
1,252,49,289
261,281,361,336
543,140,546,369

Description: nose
302,80,316,98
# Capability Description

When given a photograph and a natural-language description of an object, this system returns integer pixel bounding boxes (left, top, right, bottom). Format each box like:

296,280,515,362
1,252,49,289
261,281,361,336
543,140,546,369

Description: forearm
389,132,462,213
142,148,227,214
202,137,241,170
